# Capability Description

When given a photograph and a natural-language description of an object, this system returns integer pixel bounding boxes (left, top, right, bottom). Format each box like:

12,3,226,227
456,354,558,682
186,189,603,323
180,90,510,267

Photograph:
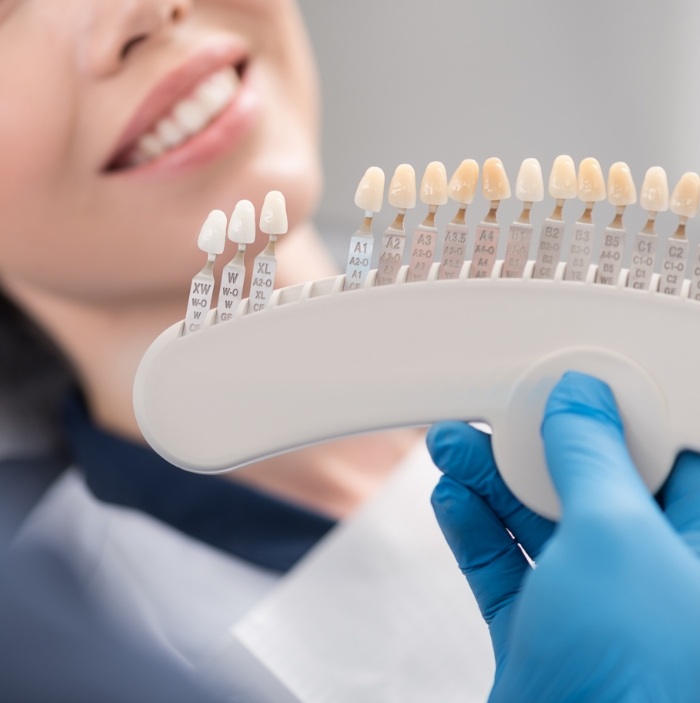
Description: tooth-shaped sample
548,155,577,200
577,158,606,202
388,164,417,210
607,162,637,206
420,161,449,206
482,157,511,201
260,191,288,235
515,158,544,202
228,200,256,244
448,159,479,205
670,172,700,218
640,167,669,213
355,167,385,213
198,210,227,255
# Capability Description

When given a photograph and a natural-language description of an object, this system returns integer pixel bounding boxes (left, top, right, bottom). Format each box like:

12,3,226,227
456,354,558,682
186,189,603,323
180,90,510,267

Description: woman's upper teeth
131,68,239,165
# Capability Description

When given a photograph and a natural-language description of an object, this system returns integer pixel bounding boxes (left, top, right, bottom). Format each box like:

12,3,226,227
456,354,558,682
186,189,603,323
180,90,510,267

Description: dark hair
0,291,73,458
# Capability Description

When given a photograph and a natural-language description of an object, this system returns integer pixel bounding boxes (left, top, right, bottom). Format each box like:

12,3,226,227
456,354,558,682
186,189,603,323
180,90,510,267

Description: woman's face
0,0,321,302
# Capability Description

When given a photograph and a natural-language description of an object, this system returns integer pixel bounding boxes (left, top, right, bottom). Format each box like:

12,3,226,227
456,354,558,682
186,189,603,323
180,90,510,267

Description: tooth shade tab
260,191,288,236
448,159,479,205
388,164,417,210
420,161,449,206
355,167,385,213
228,200,256,245
482,158,511,201
549,155,577,200
607,162,637,207
670,172,700,218
640,167,669,213
515,158,544,203
198,210,227,255
577,158,606,202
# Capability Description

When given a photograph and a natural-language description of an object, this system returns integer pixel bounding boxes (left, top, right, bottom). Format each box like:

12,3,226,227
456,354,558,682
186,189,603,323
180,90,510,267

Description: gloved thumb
541,371,651,518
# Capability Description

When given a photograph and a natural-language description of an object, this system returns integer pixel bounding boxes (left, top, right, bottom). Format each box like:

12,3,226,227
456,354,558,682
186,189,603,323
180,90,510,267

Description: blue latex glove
428,371,700,702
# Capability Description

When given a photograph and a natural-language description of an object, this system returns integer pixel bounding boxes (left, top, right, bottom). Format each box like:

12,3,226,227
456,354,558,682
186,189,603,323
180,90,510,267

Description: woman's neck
2,224,419,518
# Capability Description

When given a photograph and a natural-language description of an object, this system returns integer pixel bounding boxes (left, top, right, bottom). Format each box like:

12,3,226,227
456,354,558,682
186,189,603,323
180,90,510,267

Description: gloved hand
428,371,700,703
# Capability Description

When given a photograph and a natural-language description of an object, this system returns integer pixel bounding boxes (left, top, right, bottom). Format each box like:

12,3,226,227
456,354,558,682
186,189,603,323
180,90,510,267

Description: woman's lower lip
106,66,260,181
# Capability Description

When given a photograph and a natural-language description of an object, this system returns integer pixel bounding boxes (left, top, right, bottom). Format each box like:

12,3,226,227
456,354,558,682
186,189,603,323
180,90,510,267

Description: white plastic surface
134,260,700,520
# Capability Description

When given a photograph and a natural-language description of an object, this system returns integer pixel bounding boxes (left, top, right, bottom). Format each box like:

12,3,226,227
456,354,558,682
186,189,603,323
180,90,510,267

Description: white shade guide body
420,162,449,206
260,191,288,235
198,210,227,255
388,164,417,210
355,167,385,213
228,200,256,244
640,167,669,213
482,158,511,201
607,162,637,207
448,160,480,205
670,172,700,219
549,155,577,200
577,158,607,202
515,158,544,203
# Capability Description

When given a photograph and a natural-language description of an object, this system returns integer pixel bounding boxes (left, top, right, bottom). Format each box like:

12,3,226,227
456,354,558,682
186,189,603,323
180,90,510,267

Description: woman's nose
78,0,193,78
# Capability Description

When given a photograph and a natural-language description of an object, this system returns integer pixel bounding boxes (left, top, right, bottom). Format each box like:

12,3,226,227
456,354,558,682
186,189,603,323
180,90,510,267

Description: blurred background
298,0,700,262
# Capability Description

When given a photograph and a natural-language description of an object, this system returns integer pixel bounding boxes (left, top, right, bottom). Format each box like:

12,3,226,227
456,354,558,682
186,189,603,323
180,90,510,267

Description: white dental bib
228,443,494,703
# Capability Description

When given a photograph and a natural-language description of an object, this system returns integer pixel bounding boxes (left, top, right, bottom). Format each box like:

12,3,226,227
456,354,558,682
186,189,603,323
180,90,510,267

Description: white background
297,0,700,260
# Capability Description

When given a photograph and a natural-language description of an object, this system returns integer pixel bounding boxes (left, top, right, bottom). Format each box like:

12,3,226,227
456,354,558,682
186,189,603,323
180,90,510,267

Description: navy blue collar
62,394,336,573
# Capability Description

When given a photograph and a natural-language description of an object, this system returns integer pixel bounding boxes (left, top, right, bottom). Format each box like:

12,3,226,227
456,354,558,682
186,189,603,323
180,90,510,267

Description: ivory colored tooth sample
515,158,544,203
420,161,449,206
640,167,669,213
577,157,607,203
482,157,511,201
607,162,637,207
260,190,289,235
355,166,385,213
448,159,480,205
376,165,414,287
596,163,635,287
626,168,666,292
198,209,228,254
388,164,417,210
562,159,605,284
501,159,542,279
670,172,700,218
228,200,256,244
436,160,479,281
549,155,578,200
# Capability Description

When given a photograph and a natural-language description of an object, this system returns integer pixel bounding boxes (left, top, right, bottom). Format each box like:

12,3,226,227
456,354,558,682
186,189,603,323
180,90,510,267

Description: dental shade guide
134,159,700,520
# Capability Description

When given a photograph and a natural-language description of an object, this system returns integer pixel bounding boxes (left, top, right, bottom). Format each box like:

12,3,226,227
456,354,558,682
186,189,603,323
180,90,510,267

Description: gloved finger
541,371,653,518
428,422,554,559
660,450,700,556
431,476,527,659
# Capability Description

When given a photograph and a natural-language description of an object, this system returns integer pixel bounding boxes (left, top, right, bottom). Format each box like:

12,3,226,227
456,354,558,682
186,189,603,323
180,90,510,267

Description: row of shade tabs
345,157,700,292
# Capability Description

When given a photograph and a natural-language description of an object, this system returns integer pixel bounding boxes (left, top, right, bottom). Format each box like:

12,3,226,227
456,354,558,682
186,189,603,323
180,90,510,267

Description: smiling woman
0,2,446,702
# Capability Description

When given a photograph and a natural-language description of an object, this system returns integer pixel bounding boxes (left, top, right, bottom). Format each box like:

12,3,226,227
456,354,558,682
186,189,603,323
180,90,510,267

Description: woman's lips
103,42,259,178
